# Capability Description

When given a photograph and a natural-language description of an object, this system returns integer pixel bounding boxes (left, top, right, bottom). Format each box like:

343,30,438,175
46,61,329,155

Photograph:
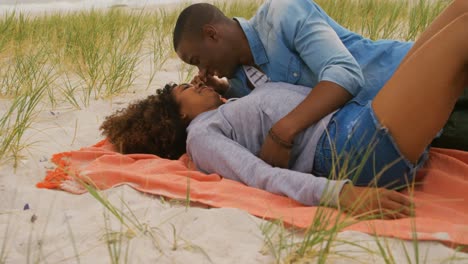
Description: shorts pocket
313,120,335,177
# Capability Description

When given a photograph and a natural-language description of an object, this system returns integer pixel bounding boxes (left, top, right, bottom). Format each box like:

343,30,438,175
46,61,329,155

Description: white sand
1,2,468,263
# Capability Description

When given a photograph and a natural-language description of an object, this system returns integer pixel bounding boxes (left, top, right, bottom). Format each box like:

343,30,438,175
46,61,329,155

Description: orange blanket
37,140,468,248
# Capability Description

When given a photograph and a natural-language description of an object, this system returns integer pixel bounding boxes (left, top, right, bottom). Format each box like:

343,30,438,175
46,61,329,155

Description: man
172,0,465,167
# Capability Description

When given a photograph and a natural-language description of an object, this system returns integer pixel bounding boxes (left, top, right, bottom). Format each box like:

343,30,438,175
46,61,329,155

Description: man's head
173,3,245,79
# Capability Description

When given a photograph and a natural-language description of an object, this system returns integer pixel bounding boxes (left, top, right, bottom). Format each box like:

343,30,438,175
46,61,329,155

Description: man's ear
202,24,219,42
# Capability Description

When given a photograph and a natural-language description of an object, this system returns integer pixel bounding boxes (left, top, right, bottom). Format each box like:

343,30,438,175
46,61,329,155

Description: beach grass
0,0,462,263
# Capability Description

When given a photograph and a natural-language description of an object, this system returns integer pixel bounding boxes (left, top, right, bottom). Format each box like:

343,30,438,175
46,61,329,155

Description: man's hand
260,81,352,169
259,125,293,168
339,184,414,219
191,74,229,95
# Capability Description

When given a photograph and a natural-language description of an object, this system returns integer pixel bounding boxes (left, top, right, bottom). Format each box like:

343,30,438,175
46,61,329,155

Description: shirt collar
234,17,269,66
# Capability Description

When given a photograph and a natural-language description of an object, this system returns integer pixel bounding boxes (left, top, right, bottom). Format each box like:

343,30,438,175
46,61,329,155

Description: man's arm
273,81,351,142
284,0,365,122
259,81,351,168
259,0,363,167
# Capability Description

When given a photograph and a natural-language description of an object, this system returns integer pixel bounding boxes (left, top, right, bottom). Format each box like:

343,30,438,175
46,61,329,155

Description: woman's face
172,83,224,122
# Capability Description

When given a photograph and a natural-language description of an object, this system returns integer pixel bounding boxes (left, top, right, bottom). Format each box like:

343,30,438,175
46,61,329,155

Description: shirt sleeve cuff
320,179,351,208
320,65,364,96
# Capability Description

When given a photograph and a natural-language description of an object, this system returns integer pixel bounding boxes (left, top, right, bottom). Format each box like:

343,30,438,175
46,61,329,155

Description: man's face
176,35,239,79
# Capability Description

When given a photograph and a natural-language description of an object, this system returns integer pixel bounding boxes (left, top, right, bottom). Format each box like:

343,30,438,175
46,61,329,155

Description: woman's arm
187,130,348,207
188,129,413,218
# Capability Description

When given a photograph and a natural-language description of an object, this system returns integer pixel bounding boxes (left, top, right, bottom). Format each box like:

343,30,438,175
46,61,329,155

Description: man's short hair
173,3,226,50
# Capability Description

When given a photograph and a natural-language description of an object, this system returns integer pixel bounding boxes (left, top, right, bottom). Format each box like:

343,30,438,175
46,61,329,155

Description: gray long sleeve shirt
186,82,349,206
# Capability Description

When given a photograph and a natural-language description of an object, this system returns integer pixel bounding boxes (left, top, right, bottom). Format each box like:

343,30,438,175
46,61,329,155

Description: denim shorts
313,100,429,189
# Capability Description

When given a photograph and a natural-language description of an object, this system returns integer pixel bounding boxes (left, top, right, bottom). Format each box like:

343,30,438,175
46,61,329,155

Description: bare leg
402,0,468,65
372,13,468,162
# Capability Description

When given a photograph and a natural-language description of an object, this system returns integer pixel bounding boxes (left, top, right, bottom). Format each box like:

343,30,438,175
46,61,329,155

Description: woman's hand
338,184,414,219
191,74,229,95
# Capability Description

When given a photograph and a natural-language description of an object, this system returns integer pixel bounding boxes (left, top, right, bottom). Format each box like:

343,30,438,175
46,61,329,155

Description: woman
101,7,468,219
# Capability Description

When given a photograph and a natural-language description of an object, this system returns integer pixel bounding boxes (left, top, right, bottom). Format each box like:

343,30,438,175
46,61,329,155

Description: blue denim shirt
224,0,413,101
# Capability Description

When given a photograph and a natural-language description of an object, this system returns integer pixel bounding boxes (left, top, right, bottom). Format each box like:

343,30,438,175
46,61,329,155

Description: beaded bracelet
268,128,293,149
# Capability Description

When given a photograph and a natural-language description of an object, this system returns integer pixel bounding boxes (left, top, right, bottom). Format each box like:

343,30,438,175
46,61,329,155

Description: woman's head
100,82,223,159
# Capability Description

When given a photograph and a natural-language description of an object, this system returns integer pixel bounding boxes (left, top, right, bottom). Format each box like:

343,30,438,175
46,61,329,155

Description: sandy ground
1,1,468,263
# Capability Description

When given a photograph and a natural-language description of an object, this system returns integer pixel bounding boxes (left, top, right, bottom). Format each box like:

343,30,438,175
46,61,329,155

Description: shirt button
293,72,298,77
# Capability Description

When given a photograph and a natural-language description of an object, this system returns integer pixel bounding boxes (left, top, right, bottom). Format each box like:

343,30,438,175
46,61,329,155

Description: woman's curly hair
100,83,187,159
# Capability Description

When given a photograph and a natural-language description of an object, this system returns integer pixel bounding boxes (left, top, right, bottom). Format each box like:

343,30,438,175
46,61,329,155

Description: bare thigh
372,14,468,163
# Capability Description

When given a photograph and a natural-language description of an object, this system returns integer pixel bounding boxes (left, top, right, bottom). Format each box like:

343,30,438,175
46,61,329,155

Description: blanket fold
37,140,468,248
